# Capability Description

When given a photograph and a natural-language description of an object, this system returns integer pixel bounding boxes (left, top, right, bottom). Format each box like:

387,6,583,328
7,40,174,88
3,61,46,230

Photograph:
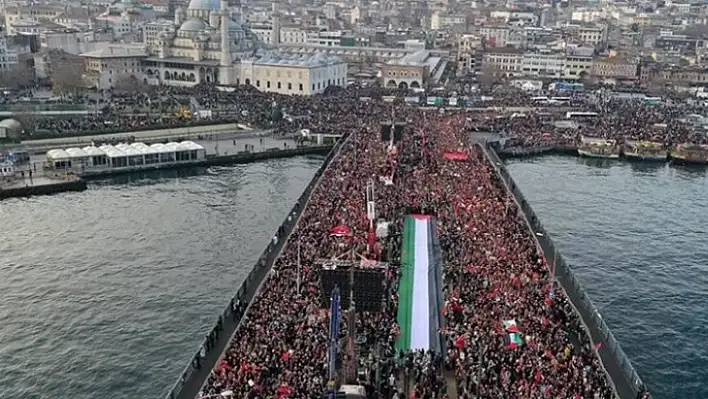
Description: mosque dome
187,0,221,10
179,18,208,31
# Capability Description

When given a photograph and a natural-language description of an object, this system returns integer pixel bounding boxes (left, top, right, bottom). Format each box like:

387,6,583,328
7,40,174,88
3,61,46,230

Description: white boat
45,141,207,176
577,137,620,159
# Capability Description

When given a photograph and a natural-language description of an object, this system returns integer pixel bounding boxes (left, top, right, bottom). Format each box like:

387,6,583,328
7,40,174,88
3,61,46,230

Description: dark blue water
0,157,322,399
505,156,708,399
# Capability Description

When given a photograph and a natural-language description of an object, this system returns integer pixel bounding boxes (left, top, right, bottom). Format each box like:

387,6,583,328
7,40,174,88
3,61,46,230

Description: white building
43,29,114,55
521,51,567,78
82,44,148,88
95,0,157,38
81,0,346,94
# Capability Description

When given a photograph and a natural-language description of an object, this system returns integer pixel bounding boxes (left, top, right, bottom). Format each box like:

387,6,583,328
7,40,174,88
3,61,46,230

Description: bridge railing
479,142,649,399
162,134,349,399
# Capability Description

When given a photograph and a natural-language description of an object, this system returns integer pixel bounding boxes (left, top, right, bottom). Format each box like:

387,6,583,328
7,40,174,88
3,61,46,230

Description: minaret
220,0,230,66
219,0,231,83
174,6,183,26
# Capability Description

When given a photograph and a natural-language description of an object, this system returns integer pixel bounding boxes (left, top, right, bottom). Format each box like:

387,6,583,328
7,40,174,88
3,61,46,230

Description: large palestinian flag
396,215,445,353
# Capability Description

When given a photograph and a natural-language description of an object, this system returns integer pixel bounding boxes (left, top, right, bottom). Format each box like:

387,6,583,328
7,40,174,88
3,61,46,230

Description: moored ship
623,140,667,162
669,143,708,165
578,136,620,159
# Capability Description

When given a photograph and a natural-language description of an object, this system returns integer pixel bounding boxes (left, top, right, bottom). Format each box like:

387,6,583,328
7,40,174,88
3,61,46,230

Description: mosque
91,0,348,95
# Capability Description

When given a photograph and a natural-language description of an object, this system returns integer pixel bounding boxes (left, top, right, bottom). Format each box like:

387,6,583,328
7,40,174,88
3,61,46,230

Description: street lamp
198,390,233,399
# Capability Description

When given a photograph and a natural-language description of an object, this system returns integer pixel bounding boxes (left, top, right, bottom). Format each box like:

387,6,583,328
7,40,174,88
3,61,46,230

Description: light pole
198,390,233,399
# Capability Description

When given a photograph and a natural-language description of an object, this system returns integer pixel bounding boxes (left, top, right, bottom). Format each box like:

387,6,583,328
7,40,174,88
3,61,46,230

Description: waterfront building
380,49,440,89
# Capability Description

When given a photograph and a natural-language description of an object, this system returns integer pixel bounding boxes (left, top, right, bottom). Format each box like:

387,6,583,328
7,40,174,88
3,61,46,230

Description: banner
404,96,420,104
382,96,396,103
396,215,444,353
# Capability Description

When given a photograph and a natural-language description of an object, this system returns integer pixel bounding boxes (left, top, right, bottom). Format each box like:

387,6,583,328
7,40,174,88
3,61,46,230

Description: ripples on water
0,156,322,399
505,156,708,399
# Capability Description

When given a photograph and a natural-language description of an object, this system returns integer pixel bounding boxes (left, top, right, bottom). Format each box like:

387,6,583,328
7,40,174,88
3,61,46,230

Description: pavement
196,135,298,156
20,123,257,148
0,172,67,190
27,135,302,168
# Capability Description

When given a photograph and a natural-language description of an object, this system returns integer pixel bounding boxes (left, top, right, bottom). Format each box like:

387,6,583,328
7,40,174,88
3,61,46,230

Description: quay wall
163,134,350,399
479,143,649,399
81,146,333,179
0,178,87,200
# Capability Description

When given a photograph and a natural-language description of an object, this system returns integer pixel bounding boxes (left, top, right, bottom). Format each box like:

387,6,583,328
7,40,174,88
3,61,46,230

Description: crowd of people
196,90,644,399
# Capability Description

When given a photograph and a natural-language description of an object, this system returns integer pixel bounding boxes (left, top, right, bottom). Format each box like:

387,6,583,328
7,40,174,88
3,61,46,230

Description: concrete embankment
81,145,333,179
495,145,578,158
479,143,648,399
20,124,269,155
162,136,349,399
0,177,87,200
1,146,332,200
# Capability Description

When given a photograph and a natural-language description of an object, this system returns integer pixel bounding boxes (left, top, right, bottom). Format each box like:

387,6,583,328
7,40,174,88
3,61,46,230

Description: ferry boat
669,143,708,165
45,141,207,176
577,136,620,159
622,140,667,162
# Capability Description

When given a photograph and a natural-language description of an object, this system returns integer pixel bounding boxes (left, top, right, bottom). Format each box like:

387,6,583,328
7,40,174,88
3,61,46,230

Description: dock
2,135,335,200
0,173,87,199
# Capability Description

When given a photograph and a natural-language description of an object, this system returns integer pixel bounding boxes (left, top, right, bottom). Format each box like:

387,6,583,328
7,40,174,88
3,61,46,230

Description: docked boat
45,141,207,176
577,136,620,159
669,143,708,165
622,140,667,162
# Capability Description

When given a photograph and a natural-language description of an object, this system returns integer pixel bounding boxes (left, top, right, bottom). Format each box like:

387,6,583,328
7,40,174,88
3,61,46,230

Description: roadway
20,123,259,148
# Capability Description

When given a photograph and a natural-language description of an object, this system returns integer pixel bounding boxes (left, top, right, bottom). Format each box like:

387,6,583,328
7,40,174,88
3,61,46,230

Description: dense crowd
197,94,642,399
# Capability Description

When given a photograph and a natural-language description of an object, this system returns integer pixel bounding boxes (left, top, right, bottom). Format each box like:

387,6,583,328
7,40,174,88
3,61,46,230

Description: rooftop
81,45,149,58
253,51,344,68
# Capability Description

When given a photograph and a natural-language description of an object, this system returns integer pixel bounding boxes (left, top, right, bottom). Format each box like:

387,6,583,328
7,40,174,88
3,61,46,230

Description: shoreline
0,145,333,200
496,145,708,165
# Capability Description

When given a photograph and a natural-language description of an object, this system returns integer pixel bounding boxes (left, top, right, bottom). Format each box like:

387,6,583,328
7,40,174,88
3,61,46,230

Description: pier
1,136,334,200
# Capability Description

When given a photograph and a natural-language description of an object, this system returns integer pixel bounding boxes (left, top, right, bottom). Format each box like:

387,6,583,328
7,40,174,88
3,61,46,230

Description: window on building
256,80,260,87
299,83,303,91
277,81,281,89
312,84,315,91
267,81,271,88
288,82,292,90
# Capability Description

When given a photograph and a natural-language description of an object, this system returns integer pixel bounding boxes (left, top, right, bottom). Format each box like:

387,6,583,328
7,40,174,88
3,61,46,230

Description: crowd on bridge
196,95,642,399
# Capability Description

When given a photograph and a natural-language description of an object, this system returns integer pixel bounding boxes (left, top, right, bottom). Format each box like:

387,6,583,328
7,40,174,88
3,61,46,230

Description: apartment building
456,34,482,76
591,56,638,80
482,47,523,75
521,51,567,78
477,26,510,47
565,54,594,80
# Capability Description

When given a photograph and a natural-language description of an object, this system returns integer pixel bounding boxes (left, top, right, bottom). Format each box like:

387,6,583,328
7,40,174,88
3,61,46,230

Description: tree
9,104,38,135
113,74,145,93
0,64,34,89
477,64,500,87
51,64,84,96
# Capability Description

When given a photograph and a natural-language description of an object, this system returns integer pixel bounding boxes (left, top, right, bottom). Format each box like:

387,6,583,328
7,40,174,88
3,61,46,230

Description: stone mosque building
83,0,347,95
